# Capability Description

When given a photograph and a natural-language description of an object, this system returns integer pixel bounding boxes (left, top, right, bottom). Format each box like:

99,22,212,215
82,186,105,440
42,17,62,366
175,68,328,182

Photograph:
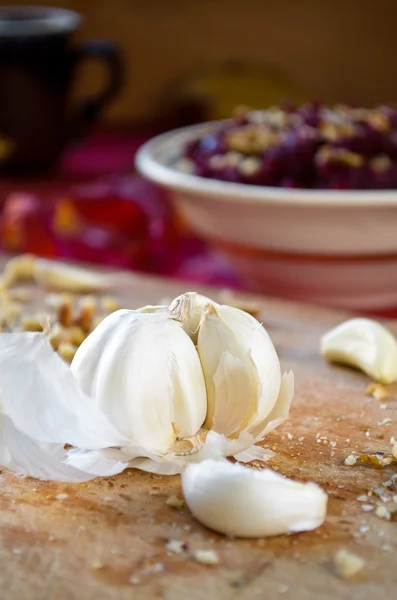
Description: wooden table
0,268,396,600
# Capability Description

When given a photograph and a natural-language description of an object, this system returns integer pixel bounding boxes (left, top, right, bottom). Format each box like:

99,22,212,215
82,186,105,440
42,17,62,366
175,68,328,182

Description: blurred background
9,0,396,123
1,0,396,299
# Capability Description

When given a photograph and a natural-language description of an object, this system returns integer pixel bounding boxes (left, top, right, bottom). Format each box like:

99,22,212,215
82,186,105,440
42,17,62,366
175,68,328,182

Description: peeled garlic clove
71,309,207,454
321,318,397,384
33,258,114,292
182,459,327,538
197,303,281,437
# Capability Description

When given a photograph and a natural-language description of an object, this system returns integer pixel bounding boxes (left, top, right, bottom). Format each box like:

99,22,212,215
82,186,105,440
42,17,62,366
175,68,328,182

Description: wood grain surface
0,265,396,600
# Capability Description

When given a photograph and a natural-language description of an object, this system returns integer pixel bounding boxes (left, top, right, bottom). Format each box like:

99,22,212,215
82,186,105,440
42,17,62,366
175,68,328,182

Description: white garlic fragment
182,459,327,538
320,318,397,384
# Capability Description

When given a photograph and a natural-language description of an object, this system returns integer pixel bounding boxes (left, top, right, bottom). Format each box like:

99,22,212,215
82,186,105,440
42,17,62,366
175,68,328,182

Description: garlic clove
211,352,255,437
0,332,127,449
33,258,113,292
182,459,327,538
321,318,397,384
197,303,281,438
0,254,114,292
249,371,294,441
71,309,207,454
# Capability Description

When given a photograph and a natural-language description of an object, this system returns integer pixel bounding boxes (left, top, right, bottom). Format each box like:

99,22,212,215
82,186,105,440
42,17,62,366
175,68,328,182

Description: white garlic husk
182,459,328,538
321,318,397,384
0,291,294,481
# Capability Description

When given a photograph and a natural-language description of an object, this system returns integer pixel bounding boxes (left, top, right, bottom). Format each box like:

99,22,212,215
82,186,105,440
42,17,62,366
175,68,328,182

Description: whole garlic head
0,292,294,481
182,459,327,538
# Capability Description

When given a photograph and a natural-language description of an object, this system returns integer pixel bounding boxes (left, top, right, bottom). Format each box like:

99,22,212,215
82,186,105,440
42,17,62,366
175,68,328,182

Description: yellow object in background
169,60,309,122
0,135,14,162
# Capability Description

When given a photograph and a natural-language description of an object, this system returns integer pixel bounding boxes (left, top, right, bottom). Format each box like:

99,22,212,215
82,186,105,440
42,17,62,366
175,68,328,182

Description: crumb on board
334,549,365,579
344,455,357,466
360,504,374,512
166,495,185,509
377,417,392,426
165,539,186,554
193,550,220,565
365,383,390,401
392,442,397,460
144,562,164,574
54,493,68,500
375,505,391,520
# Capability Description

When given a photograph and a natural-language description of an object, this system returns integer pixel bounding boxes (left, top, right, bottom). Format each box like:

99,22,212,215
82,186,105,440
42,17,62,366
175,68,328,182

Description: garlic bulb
321,318,397,384
0,292,293,481
182,459,327,538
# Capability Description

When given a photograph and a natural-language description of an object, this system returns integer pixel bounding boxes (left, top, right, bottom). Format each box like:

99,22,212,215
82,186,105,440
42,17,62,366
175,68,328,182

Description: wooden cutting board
0,261,396,600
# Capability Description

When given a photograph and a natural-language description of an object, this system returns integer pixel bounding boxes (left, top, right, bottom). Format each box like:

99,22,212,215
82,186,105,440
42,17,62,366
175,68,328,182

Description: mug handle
71,40,124,126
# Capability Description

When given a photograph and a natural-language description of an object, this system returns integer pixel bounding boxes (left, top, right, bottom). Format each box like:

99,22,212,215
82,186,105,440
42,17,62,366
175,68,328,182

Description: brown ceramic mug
0,6,124,172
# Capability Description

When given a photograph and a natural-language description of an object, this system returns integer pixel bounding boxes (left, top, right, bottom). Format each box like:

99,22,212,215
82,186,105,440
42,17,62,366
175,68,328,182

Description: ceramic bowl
136,121,397,311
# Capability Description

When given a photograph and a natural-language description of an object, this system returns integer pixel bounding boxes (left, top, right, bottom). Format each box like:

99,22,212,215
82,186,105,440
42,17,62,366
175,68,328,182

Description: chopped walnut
371,155,392,173
320,121,355,142
367,111,390,132
58,342,77,363
20,316,44,332
58,301,73,328
316,146,364,168
238,156,261,177
360,451,393,468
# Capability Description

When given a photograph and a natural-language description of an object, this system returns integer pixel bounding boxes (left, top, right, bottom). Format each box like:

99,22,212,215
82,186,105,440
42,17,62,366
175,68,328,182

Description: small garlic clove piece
182,459,327,538
321,318,397,384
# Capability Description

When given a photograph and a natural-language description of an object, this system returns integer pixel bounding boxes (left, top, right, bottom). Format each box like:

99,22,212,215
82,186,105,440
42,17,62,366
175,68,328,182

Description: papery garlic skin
182,459,327,538
169,292,214,343
71,309,207,454
321,318,397,384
